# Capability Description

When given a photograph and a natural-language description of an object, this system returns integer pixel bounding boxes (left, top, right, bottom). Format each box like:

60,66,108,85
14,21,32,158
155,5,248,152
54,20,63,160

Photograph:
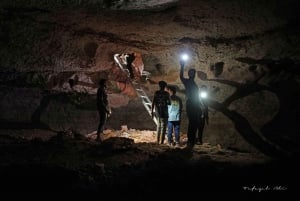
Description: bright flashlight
200,91,207,98
181,53,189,61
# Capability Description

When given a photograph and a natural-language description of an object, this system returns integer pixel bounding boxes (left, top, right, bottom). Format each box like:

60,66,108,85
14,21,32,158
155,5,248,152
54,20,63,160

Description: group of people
150,60,209,148
179,59,209,147
96,60,209,149
151,81,181,147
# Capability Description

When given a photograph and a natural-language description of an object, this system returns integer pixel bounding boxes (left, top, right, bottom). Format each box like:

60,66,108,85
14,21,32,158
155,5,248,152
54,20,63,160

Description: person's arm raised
179,60,185,82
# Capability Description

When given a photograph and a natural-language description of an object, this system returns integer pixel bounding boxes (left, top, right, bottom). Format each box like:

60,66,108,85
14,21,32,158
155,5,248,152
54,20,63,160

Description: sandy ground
0,128,296,201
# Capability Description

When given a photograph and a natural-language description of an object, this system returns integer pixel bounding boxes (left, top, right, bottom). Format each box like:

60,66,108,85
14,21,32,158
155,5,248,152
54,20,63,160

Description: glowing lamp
180,53,189,61
200,91,207,99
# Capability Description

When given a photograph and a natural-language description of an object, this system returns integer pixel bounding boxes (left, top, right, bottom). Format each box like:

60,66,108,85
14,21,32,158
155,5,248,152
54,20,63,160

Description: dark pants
156,117,168,144
127,64,134,79
196,118,205,144
186,101,203,146
97,110,107,137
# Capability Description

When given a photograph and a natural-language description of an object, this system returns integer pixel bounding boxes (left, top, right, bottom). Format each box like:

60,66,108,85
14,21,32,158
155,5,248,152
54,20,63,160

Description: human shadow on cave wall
205,58,300,158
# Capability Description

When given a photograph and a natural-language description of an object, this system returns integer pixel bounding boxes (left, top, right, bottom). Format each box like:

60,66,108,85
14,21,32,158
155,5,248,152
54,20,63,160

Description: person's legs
187,119,197,145
160,117,168,144
127,64,134,79
174,121,180,144
197,119,205,144
186,103,198,146
167,121,173,145
97,111,107,141
156,117,162,144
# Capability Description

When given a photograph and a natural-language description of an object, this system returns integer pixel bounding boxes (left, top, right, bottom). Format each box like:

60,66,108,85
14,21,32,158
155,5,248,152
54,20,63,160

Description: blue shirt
168,95,183,121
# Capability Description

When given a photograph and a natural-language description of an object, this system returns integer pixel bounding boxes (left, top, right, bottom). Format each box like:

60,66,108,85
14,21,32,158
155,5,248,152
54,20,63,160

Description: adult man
151,81,170,144
180,60,204,147
96,79,111,142
126,53,135,79
196,85,209,144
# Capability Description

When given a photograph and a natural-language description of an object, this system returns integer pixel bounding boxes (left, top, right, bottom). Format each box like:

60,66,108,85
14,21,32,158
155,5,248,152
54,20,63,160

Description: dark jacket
152,90,170,118
97,86,109,113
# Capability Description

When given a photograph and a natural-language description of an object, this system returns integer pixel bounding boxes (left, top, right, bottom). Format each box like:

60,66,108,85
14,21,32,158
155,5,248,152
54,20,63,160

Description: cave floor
0,129,297,201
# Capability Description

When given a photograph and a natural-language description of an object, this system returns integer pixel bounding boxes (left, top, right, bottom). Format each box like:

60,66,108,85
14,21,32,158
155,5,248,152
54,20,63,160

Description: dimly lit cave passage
0,0,299,200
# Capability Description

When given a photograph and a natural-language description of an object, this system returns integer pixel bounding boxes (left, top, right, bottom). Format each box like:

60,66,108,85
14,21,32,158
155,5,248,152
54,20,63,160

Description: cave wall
0,0,299,156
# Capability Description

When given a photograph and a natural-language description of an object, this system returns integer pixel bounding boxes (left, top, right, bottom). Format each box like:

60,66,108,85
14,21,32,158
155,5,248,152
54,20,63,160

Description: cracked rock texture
0,0,299,156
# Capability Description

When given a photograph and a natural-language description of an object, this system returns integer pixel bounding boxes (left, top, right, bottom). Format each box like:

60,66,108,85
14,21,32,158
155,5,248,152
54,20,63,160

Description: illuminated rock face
101,0,179,11
0,0,299,156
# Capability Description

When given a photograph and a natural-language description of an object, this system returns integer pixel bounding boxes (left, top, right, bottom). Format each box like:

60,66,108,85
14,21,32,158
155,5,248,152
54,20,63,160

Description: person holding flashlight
196,85,209,145
179,54,206,147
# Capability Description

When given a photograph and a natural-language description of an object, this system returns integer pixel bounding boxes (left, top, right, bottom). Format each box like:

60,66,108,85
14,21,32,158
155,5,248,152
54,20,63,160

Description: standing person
179,60,202,147
167,85,183,148
151,81,170,144
196,85,209,145
96,79,111,142
126,53,135,79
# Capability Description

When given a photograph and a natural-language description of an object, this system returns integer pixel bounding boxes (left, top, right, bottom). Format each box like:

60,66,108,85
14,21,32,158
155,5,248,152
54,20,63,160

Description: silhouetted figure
151,81,171,144
167,85,183,147
126,53,135,79
96,79,111,142
180,60,202,147
196,85,209,144
69,79,75,88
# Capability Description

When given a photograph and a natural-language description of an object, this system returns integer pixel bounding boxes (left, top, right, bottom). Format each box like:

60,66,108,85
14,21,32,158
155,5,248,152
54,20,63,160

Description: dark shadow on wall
207,58,300,158
106,98,156,131
208,100,288,158
261,79,300,155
